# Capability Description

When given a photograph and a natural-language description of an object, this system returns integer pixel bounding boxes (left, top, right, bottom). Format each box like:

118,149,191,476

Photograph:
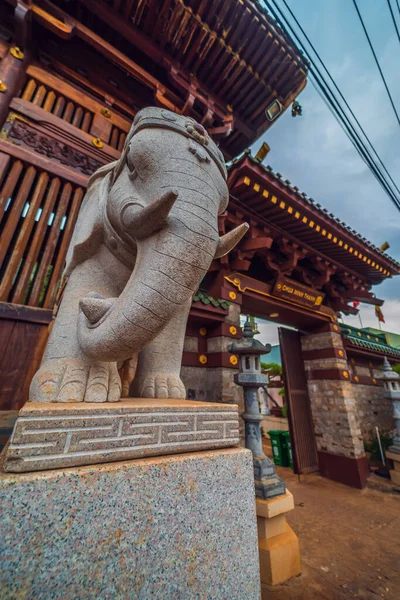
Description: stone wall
305,378,365,458
302,329,365,459
180,365,245,441
181,299,245,440
352,383,394,441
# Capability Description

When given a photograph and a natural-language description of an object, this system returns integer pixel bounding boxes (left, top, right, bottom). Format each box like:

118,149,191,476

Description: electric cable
386,0,400,45
352,0,400,127
262,0,400,211
276,0,400,200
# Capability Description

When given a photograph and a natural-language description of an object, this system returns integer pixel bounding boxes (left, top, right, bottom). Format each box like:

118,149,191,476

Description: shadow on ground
261,465,400,600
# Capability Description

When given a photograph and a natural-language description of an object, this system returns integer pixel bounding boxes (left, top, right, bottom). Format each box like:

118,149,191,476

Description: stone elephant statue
30,107,248,403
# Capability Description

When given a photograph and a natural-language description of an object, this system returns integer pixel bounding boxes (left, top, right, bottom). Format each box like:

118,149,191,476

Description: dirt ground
261,465,400,600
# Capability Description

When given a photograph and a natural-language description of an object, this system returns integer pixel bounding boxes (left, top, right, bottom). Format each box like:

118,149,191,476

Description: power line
386,0,400,45
352,0,400,127
263,0,400,212
275,0,400,202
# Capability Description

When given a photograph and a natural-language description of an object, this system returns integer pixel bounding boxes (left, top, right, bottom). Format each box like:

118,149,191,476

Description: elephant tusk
122,189,179,239
214,222,249,259
79,296,116,325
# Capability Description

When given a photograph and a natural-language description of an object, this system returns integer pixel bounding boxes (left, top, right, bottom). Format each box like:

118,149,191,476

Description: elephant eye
126,149,137,180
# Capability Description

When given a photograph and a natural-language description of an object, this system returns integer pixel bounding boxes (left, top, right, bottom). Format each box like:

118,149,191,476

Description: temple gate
1,2,399,489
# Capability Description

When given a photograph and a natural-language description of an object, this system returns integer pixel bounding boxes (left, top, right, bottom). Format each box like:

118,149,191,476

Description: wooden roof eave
228,155,400,281
65,0,306,148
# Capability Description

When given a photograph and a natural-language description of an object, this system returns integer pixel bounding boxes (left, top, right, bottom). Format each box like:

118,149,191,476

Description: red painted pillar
0,43,31,128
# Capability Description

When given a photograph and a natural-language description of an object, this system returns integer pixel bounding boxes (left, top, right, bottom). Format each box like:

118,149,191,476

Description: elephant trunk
78,182,248,362
78,204,213,362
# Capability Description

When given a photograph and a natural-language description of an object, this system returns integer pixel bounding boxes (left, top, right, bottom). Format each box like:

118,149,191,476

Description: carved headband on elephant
65,107,229,275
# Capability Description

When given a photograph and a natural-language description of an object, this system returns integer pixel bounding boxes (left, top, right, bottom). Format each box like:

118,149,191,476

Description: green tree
260,362,282,379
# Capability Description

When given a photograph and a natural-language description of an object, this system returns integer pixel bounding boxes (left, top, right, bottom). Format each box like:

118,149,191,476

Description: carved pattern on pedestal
9,121,103,174
5,407,240,472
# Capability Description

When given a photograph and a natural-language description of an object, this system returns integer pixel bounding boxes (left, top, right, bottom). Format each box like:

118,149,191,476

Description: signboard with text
272,276,324,310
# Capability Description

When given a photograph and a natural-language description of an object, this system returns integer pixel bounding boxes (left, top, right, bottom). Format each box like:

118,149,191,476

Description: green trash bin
267,430,286,466
281,431,293,469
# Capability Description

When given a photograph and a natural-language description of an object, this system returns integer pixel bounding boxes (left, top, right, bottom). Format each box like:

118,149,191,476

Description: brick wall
302,329,365,459
352,383,394,441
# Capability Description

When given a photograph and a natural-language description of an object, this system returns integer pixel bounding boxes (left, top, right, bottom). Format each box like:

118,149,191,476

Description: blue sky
251,0,400,344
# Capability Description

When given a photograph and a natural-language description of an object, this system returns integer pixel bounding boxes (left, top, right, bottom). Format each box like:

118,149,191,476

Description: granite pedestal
1,447,261,600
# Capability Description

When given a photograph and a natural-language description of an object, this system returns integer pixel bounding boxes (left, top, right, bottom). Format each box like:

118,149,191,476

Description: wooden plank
0,165,36,267
110,127,119,149
43,58,135,125
12,177,61,305
0,172,49,301
0,320,15,361
32,84,47,107
0,159,23,224
117,132,126,152
53,95,65,117
63,100,74,123
10,98,121,163
0,152,10,187
21,78,37,101
29,181,73,306
81,111,92,132
72,106,83,128
279,327,319,475
0,320,49,411
0,302,53,324
43,90,56,112
43,187,84,308
90,113,112,143
26,64,131,132
0,139,89,187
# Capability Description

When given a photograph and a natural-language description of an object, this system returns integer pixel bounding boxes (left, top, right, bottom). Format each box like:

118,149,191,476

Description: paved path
262,466,400,600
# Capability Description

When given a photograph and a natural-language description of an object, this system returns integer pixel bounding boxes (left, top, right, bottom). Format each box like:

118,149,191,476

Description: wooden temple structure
0,1,399,488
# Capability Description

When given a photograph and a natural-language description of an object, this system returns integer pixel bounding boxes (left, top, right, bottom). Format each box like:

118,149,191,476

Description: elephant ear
65,168,113,275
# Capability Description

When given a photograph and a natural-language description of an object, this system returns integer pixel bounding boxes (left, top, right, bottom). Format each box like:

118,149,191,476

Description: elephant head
77,107,248,362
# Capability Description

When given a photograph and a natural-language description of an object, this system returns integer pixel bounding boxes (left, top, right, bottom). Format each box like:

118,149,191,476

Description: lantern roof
381,357,400,381
228,317,271,355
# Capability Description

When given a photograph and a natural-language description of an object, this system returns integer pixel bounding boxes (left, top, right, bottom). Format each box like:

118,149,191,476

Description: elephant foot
137,372,186,399
30,358,122,403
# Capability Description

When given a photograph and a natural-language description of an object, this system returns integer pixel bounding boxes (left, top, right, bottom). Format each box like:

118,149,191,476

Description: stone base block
258,523,301,586
0,447,261,600
386,450,400,465
4,398,239,472
389,469,400,485
256,491,300,586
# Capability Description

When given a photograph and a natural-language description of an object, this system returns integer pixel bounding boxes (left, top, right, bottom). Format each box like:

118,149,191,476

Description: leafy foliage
364,430,394,462
261,362,282,378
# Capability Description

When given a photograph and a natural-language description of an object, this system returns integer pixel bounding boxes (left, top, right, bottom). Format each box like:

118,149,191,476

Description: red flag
353,301,360,309
375,305,385,323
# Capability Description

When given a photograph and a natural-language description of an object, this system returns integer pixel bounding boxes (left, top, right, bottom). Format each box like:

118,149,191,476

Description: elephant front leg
132,299,191,399
30,245,131,403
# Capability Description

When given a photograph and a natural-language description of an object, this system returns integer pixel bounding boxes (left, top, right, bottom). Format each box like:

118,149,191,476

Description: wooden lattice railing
0,155,84,309
18,65,130,151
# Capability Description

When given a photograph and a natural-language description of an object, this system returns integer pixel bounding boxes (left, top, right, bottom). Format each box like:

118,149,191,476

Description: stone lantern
382,357,400,485
228,317,286,499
